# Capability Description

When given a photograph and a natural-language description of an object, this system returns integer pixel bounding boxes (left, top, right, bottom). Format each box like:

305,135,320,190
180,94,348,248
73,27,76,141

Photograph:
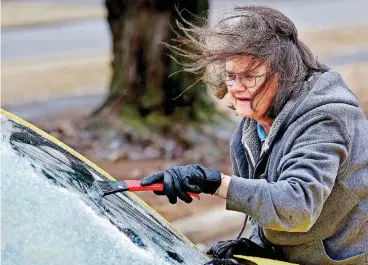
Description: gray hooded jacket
227,70,368,265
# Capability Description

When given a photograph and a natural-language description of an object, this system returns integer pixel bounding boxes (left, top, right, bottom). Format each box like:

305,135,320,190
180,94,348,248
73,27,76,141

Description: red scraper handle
124,180,200,200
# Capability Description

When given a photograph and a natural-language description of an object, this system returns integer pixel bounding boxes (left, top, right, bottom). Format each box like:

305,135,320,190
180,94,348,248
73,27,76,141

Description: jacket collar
238,72,322,162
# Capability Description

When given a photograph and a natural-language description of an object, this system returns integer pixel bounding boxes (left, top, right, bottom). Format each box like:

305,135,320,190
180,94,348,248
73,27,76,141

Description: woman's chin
235,108,255,119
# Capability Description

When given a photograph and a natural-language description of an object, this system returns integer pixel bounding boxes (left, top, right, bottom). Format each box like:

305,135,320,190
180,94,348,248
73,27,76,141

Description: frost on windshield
1,113,208,265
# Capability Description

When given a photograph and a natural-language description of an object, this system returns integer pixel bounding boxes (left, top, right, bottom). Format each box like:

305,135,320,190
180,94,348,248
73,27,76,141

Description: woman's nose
229,78,247,92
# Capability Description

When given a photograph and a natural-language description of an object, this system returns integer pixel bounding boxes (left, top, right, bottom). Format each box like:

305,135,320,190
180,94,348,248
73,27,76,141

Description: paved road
2,19,110,61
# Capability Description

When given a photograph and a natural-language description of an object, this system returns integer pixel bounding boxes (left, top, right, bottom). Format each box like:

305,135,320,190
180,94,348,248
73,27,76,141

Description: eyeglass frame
221,71,269,88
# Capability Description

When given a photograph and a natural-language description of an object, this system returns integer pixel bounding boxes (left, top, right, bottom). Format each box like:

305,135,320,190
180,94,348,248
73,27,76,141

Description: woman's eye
243,75,254,81
227,74,236,80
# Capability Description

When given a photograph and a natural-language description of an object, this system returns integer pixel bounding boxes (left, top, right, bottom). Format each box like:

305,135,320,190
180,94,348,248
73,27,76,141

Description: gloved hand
207,238,282,260
141,164,222,204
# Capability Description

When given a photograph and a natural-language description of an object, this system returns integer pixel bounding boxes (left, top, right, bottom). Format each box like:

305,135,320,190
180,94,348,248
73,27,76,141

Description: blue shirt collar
256,123,268,142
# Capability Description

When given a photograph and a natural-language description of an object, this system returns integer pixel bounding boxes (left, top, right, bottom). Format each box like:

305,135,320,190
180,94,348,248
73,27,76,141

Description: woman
141,6,368,265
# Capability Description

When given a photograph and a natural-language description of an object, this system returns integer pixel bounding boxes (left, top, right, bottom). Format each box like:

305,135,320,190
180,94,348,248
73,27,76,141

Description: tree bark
95,0,216,131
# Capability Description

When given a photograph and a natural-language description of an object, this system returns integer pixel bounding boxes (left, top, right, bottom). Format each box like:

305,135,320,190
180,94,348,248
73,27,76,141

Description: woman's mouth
236,97,250,103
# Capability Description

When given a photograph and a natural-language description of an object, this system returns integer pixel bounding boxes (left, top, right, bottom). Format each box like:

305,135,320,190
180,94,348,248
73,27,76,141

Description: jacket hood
264,69,359,150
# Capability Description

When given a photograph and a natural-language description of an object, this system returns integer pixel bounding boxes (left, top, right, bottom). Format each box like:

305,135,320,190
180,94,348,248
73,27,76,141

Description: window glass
1,113,209,265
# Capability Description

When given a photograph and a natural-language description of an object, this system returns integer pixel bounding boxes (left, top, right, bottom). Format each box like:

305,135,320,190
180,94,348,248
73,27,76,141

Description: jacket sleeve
226,115,350,232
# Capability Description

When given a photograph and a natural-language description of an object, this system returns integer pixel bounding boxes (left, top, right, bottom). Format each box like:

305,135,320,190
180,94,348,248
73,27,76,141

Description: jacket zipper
252,151,269,179
245,139,270,179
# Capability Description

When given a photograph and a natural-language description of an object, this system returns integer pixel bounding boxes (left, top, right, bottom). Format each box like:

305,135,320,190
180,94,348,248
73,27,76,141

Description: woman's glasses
221,72,268,88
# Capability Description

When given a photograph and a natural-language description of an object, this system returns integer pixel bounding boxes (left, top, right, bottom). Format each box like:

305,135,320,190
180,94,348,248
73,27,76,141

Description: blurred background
2,0,368,251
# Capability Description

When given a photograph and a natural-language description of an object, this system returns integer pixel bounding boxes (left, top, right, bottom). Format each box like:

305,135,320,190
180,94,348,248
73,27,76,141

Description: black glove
141,164,222,204
206,238,282,260
204,258,239,265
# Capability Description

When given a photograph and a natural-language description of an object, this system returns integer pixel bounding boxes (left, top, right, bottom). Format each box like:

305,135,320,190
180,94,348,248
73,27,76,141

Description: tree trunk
95,0,217,131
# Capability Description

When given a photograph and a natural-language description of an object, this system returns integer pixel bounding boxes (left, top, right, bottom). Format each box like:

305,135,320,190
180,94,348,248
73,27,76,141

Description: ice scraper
92,179,200,199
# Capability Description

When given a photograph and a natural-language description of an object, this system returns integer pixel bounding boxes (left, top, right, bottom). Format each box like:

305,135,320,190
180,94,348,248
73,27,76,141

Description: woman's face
225,56,278,121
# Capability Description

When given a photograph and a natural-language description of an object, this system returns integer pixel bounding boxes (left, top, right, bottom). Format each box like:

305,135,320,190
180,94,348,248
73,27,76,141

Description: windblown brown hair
168,6,327,118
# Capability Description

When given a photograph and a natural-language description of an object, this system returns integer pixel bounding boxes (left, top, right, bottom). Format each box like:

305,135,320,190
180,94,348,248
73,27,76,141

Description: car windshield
1,112,209,265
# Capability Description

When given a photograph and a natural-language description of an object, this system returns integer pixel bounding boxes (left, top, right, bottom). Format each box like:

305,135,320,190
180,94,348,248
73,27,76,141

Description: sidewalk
2,52,109,105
